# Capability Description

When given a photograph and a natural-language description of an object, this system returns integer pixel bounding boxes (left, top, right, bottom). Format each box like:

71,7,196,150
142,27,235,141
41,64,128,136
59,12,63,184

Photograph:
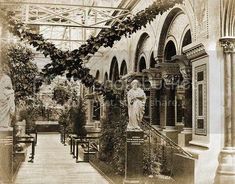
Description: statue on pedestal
0,68,15,128
127,80,146,131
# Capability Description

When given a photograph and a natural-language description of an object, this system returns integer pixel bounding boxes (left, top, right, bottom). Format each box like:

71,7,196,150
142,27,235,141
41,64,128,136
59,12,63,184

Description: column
0,21,3,63
162,74,178,129
162,73,179,143
215,37,235,184
177,66,193,146
149,87,160,127
149,88,155,124
144,69,162,128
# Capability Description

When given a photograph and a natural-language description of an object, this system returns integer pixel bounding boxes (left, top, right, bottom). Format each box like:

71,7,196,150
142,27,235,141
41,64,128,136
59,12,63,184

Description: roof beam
89,12,130,27
24,22,109,29
0,1,130,12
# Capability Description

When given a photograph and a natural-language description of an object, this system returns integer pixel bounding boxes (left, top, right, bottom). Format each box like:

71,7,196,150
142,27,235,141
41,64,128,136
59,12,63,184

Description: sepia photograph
0,0,234,183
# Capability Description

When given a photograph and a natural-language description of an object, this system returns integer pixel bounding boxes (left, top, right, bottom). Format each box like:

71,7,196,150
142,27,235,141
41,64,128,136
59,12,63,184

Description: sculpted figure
0,68,15,128
127,80,146,130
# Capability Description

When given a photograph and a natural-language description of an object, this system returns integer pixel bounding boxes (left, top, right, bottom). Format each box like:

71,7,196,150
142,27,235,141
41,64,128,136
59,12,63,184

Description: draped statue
127,80,146,130
0,73,15,128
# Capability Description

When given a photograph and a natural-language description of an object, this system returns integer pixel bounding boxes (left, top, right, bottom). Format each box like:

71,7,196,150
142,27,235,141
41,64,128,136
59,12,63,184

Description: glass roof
0,0,130,50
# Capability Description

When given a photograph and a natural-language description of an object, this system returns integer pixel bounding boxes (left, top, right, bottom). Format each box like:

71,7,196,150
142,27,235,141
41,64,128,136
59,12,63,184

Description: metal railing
141,119,193,159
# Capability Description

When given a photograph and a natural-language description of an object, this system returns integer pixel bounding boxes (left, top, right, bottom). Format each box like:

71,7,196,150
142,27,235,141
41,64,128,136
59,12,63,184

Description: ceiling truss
0,1,132,50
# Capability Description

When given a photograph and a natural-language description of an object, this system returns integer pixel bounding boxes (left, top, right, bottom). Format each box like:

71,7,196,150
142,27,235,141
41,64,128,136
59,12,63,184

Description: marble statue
0,69,15,128
127,80,146,130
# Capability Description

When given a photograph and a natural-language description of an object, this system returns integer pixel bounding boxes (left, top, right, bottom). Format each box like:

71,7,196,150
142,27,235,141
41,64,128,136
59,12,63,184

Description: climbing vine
0,0,183,97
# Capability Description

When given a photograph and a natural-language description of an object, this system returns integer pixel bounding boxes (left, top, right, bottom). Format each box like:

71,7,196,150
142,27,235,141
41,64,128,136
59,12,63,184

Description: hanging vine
0,0,183,97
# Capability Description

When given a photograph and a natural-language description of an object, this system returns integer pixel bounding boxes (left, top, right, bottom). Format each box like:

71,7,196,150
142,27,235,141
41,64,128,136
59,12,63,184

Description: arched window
138,57,146,72
109,57,119,82
164,41,176,61
134,33,149,72
182,30,192,48
120,60,127,76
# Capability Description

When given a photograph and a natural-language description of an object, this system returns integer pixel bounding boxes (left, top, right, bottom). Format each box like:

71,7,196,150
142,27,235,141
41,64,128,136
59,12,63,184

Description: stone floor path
14,133,109,184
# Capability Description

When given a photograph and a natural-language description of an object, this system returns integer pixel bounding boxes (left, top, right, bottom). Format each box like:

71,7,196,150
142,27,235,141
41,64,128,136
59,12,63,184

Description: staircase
140,119,194,181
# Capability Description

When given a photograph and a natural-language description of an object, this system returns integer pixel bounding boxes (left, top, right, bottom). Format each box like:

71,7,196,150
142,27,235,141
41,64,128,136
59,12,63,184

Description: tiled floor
14,133,109,184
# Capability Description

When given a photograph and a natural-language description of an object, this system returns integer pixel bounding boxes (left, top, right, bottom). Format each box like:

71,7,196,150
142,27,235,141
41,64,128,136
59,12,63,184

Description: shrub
53,84,70,105
2,43,42,104
99,101,128,175
70,98,87,138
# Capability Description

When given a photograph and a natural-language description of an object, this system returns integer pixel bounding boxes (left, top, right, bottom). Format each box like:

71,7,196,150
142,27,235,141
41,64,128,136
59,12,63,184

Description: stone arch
134,32,150,72
120,60,127,76
157,7,194,61
158,8,182,57
109,57,119,82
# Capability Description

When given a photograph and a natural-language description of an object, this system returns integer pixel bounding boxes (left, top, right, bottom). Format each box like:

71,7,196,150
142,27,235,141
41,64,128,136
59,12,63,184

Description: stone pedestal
123,130,144,184
0,128,13,184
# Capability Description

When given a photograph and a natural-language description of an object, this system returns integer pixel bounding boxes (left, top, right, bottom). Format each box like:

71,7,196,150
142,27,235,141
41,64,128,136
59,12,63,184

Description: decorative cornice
183,43,208,60
220,37,235,53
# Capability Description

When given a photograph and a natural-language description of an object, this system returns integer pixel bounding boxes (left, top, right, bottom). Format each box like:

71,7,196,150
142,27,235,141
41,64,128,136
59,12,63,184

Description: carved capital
172,55,192,81
180,66,192,81
220,37,235,53
142,68,162,88
163,74,181,86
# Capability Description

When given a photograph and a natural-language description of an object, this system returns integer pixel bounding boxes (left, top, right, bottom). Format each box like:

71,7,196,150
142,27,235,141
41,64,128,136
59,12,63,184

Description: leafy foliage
18,98,44,131
52,84,70,105
58,107,71,130
0,0,183,98
2,44,42,104
99,102,128,175
58,98,87,137
70,98,87,138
